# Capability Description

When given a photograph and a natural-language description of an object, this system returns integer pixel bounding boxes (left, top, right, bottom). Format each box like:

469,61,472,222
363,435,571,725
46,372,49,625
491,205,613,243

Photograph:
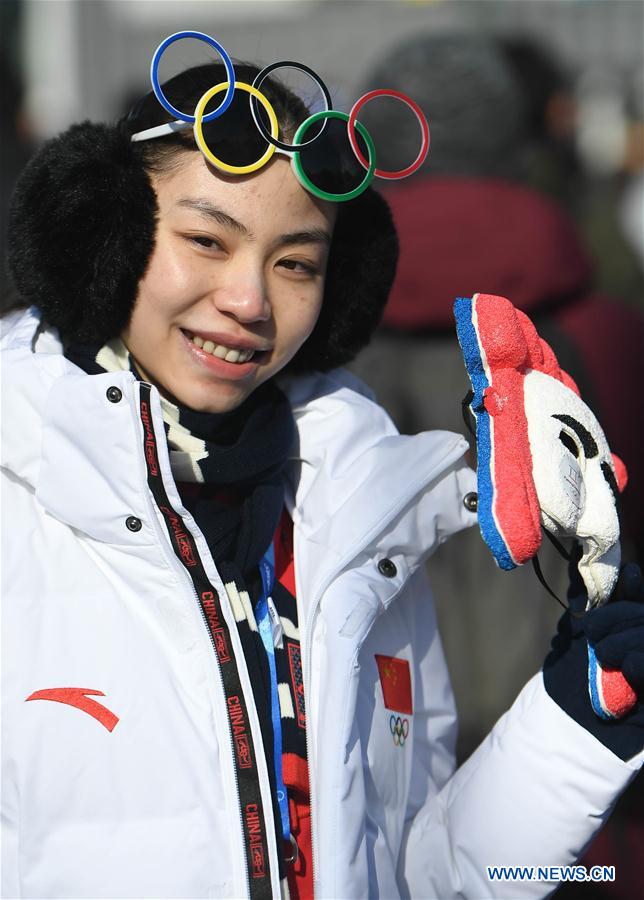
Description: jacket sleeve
397,570,644,899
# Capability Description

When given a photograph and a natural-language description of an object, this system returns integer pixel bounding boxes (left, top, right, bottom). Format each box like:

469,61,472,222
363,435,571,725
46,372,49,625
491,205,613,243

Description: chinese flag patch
375,655,413,714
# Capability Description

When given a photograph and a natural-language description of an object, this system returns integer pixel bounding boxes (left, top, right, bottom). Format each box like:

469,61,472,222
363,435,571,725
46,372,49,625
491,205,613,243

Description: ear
7,121,158,344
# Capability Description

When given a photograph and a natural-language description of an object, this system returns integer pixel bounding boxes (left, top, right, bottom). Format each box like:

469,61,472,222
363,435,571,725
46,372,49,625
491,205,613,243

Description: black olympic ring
390,714,410,746
251,61,332,151
137,33,431,202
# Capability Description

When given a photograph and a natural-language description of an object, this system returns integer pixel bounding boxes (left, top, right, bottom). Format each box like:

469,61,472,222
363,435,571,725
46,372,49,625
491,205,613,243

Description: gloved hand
544,562,644,762
585,564,644,695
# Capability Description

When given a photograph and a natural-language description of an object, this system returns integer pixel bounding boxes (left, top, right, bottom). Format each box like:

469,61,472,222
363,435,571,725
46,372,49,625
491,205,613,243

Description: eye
552,413,598,458
189,235,224,252
276,258,319,277
558,429,580,458
601,461,619,504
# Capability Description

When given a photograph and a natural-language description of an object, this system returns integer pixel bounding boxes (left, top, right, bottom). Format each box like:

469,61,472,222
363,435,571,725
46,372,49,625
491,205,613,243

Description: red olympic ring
348,89,430,180
389,714,410,745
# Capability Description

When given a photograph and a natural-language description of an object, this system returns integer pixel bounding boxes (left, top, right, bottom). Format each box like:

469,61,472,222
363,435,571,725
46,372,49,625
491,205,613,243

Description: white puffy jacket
2,309,642,900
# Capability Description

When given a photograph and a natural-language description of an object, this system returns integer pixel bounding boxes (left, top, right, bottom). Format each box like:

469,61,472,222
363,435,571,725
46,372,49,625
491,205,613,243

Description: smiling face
121,151,336,413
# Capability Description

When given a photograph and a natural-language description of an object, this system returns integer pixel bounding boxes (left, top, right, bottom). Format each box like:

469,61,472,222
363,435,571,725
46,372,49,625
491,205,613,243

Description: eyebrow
552,413,598,458
177,198,249,236
176,198,332,249
276,228,332,249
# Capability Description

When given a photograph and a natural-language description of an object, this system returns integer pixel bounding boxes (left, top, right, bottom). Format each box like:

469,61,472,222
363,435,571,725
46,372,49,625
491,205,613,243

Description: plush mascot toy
454,293,635,720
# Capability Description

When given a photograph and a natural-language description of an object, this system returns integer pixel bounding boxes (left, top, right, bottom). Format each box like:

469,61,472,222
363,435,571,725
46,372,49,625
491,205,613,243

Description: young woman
2,55,643,900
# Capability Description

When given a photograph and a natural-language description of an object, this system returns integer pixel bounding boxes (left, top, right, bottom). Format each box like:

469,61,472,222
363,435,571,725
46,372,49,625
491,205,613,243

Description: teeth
188,332,257,364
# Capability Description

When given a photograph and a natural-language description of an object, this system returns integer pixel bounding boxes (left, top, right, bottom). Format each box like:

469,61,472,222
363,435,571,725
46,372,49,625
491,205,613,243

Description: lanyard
256,543,292,850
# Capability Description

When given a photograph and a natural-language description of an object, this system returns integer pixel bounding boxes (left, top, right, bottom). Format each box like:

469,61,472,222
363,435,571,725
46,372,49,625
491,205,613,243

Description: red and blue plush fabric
454,293,634,720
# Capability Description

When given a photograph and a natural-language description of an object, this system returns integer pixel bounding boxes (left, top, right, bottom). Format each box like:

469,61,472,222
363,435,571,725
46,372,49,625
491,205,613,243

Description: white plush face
523,370,621,606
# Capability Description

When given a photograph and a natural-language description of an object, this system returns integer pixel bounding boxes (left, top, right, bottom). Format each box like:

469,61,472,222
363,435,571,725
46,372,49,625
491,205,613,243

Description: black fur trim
7,121,157,343
290,188,399,372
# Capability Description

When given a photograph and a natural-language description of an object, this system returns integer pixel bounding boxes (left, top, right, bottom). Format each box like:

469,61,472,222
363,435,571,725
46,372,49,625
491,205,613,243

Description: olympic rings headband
131,30,430,202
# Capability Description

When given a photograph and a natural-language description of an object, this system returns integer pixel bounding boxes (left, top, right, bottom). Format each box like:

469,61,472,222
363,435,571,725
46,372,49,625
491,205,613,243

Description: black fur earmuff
7,99,398,372
7,121,158,345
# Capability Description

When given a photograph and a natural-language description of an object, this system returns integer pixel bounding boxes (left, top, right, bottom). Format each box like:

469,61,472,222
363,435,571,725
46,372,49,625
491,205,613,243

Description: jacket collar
279,369,474,588
2,309,475,568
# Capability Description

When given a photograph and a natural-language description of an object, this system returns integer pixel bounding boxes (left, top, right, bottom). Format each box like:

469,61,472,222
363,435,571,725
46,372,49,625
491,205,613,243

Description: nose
212,265,271,324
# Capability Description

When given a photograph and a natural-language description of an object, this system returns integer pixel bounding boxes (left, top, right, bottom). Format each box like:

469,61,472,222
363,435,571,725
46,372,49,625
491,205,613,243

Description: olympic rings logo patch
132,30,430,203
389,714,410,747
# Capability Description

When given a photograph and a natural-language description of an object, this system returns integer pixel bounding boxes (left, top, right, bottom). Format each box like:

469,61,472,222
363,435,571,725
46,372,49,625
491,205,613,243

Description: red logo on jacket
228,695,253,770
25,688,119,732
201,591,231,663
244,803,266,879
159,506,197,567
140,400,158,476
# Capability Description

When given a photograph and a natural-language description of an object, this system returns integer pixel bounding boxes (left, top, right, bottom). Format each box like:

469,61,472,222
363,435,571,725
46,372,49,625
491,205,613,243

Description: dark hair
125,63,312,175
7,62,398,373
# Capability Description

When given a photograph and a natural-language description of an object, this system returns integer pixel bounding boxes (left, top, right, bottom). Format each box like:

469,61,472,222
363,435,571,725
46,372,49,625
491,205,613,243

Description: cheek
577,462,620,545
276,292,324,354
303,284,325,331
296,299,323,350
538,448,586,526
528,426,586,533
136,239,200,317
125,265,183,354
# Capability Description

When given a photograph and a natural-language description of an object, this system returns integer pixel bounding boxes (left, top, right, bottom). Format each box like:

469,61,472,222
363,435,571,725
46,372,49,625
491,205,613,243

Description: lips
179,328,270,381
181,328,270,365
191,335,255,363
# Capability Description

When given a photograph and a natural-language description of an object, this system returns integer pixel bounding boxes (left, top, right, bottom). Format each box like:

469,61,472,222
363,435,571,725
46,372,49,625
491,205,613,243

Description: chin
170,380,251,414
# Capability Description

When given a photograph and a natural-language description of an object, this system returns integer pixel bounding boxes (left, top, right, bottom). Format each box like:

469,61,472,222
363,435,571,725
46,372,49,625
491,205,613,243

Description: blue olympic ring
133,31,431,202
151,31,235,124
389,714,410,746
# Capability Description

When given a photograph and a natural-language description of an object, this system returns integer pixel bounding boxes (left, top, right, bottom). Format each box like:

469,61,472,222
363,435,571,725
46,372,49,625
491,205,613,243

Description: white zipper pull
266,597,284,649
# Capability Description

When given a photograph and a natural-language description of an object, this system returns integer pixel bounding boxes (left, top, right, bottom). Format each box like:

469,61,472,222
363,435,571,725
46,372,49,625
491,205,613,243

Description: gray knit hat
361,33,528,177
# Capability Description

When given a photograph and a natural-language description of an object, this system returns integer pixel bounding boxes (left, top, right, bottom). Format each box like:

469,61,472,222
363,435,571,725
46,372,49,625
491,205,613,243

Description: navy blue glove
544,562,644,761
585,564,644,691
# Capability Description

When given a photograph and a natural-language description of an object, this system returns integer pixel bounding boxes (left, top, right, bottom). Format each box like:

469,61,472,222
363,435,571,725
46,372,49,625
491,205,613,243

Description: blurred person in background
349,32,644,759
499,37,644,310
573,65,644,309
0,1,34,309
618,75,644,275
498,36,582,210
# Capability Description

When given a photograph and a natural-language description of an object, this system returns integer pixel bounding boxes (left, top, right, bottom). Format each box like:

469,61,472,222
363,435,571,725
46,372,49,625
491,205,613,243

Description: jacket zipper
134,382,279,900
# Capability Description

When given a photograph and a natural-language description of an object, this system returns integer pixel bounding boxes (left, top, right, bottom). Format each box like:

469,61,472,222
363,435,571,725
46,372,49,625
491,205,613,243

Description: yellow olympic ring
389,714,409,746
193,81,279,175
